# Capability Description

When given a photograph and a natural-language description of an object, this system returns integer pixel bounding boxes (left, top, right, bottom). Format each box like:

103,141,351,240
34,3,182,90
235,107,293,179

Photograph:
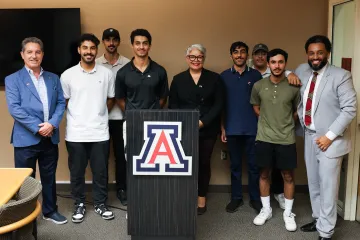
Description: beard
308,58,328,71
81,54,95,64
106,45,117,53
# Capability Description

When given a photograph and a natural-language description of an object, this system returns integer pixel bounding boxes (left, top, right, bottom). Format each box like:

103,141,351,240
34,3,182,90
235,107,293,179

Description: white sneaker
274,193,285,210
94,204,114,220
283,211,297,231
72,203,86,223
253,207,272,226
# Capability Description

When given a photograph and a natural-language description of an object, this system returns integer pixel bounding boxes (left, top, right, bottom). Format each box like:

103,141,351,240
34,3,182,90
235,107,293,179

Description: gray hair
21,37,44,52
186,44,206,58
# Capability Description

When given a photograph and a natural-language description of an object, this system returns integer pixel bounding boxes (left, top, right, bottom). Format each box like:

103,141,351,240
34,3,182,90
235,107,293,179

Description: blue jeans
14,138,59,216
227,135,260,201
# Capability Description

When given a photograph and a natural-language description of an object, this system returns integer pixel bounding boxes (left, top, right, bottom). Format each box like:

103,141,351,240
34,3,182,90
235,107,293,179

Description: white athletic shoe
283,211,297,232
253,207,272,226
274,193,286,210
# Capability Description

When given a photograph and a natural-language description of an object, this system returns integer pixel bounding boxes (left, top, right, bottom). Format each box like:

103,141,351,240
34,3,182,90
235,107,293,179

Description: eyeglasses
187,55,204,62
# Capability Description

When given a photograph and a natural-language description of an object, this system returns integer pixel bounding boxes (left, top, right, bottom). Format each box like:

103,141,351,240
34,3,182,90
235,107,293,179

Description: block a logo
133,121,192,176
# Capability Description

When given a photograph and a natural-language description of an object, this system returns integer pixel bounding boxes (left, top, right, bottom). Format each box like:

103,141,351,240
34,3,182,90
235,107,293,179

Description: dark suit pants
14,138,59,216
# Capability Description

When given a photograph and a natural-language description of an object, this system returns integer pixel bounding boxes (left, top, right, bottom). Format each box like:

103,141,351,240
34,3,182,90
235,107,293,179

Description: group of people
4,26,357,240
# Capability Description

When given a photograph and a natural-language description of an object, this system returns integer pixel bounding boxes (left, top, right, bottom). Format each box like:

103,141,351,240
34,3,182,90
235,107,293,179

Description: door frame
328,0,360,221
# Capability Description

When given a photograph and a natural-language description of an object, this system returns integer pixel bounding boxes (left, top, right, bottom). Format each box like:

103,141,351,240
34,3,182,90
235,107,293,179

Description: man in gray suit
294,35,357,240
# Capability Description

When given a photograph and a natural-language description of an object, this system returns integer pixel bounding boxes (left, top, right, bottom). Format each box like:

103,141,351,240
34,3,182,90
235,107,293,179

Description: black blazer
169,68,224,137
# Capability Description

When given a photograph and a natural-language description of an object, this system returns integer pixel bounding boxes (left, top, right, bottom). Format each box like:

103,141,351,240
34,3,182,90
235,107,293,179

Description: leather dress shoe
197,205,207,215
300,220,317,232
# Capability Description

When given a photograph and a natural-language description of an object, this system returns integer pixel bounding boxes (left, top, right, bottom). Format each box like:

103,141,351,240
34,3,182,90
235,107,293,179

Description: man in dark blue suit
5,37,67,224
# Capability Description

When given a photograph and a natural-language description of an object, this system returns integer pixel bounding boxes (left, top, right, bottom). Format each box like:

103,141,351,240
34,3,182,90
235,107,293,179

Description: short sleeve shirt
250,77,300,144
96,54,130,120
220,67,263,136
60,63,115,142
115,58,169,111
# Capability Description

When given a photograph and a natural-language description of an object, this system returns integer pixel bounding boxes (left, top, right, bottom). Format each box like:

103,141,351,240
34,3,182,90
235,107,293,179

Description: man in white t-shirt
96,28,130,206
60,33,115,223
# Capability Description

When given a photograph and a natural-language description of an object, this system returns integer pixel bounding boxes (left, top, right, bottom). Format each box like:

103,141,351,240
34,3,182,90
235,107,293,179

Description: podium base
132,237,194,240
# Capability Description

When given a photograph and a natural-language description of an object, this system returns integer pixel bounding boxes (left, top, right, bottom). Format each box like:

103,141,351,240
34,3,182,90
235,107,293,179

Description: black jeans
66,140,110,205
14,138,59,216
109,120,126,191
198,136,217,197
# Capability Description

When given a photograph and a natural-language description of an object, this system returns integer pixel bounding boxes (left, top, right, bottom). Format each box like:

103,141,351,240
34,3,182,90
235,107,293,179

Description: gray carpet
37,192,360,240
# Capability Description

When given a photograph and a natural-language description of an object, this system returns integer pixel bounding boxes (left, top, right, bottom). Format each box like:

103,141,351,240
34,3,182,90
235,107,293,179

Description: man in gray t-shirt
250,49,300,232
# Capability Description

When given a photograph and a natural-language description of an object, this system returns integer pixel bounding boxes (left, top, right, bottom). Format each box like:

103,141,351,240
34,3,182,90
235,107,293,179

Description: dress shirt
302,63,336,140
25,66,49,122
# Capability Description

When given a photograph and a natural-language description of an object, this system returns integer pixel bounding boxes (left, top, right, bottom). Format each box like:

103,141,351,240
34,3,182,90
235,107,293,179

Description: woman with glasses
169,44,224,215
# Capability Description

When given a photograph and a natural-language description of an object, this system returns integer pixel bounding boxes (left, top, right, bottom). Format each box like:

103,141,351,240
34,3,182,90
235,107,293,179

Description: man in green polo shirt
250,48,300,232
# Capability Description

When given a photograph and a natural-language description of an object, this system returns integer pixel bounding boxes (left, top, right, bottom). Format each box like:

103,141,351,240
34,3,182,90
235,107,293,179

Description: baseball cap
252,43,269,54
102,28,120,40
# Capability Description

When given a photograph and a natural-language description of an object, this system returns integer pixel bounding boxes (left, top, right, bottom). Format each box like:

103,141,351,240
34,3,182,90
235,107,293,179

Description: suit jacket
295,63,357,158
5,67,66,147
169,68,225,137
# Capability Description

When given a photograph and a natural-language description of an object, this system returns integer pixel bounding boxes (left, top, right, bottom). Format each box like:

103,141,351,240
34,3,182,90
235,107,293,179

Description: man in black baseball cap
96,28,130,206
102,28,120,41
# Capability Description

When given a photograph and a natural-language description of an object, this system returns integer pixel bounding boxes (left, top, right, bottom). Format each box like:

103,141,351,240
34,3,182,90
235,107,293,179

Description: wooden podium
126,110,199,240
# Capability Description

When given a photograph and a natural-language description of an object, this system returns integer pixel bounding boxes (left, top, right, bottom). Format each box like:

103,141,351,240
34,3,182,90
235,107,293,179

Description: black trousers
66,140,110,205
109,120,126,191
14,138,59,216
198,136,217,197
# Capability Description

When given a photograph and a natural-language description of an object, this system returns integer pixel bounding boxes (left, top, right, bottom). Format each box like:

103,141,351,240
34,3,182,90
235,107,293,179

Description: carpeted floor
37,192,360,240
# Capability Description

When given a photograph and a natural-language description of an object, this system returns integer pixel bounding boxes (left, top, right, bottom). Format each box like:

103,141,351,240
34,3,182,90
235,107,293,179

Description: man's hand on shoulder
287,72,302,86
38,122,54,137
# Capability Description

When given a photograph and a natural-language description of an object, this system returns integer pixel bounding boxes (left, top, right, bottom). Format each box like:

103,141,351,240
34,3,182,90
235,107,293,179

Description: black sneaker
72,203,86,223
117,189,127,206
225,199,244,213
249,200,262,214
94,204,114,220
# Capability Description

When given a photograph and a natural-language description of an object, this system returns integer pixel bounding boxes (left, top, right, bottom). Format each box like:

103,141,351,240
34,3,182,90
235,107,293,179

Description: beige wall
0,0,328,185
